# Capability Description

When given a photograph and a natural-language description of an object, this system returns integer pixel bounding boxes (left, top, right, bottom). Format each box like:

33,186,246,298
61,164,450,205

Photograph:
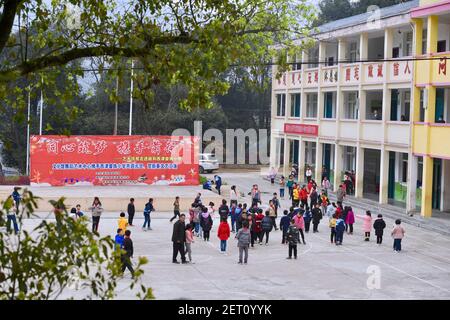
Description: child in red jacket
218,218,231,253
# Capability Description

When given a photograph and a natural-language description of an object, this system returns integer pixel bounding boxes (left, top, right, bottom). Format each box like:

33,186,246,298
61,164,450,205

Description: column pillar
379,149,389,204
315,141,323,182
421,155,433,217
283,136,290,178
442,160,450,211
355,146,364,198
269,134,277,168
333,144,342,192
298,139,305,181
406,153,418,214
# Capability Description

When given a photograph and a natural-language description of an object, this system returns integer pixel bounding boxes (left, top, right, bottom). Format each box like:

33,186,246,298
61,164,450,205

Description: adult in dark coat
311,204,323,233
309,187,318,208
172,214,187,263
218,199,229,221
127,198,135,226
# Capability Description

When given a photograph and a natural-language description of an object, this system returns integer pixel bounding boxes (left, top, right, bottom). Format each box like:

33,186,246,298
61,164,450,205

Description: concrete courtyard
18,170,450,299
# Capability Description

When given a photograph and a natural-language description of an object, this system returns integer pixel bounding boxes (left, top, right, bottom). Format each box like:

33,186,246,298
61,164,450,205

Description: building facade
270,0,450,217
411,0,450,217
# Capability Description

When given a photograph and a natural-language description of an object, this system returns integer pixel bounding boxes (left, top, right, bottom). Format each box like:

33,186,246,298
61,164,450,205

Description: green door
435,89,445,122
323,144,331,179
388,152,395,199
324,92,333,118
390,89,398,121
432,159,442,209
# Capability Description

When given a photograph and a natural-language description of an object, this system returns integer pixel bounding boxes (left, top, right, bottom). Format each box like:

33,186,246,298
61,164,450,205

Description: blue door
390,89,398,121
324,92,333,118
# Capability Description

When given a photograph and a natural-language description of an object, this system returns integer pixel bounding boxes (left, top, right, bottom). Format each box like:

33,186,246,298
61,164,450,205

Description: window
349,42,358,63
306,93,318,118
344,92,358,119
437,40,446,53
405,32,412,56
392,47,400,58
276,94,286,117
290,93,301,117
402,91,410,121
292,54,302,71
308,47,319,68
420,89,425,122
344,146,356,171
422,31,427,54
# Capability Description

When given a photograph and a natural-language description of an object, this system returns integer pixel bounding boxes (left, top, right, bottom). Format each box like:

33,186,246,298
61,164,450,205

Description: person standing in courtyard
299,185,308,208
115,228,124,250
261,210,273,245
121,230,135,277
236,221,251,264
303,206,312,233
217,218,231,253
12,187,21,211
373,214,386,245
321,176,331,195
230,185,238,208
185,224,194,263
118,212,128,235
89,197,104,233
75,204,84,219
251,184,261,206
287,175,294,200
292,183,300,207
293,211,306,245
127,198,135,226
305,166,312,182
286,219,300,259
309,186,318,209
170,196,181,223
200,206,213,241
336,184,346,204
214,175,222,195
345,206,355,234
255,209,265,245
218,199,230,222
269,167,277,185
357,210,373,241
172,214,187,264
279,176,286,199
142,198,155,231
335,216,345,245
329,213,337,244
6,204,19,234
391,219,405,253
311,203,323,233
268,199,278,231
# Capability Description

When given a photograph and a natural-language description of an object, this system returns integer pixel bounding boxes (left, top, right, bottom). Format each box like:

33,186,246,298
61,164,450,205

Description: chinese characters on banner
30,135,199,186
284,123,319,136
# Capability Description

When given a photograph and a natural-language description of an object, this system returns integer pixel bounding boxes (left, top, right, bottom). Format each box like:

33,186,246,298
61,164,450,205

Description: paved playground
20,170,450,300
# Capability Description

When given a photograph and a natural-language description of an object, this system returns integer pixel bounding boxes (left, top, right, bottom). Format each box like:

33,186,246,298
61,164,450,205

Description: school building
269,0,450,217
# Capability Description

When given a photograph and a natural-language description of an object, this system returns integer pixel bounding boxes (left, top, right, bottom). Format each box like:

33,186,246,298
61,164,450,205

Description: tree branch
0,0,22,56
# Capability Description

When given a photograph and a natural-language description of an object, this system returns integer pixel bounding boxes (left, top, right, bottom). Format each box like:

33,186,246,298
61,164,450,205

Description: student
69,207,78,220
305,166,312,182
357,210,373,241
127,198,135,226
230,185,238,207
172,214,187,264
311,203,323,233
280,210,291,244
309,187,318,209
254,209,265,245
218,199,230,222
251,185,261,206
230,203,238,233
192,204,201,237
12,187,21,211
115,228,124,250
89,197,104,233
268,199,278,231
249,210,257,248
75,204,84,218
279,176,286,199
335,216,345,245
293,211,306,245
329,214,337,244
217,218,231,253
286,219,300,259
391,219,405,253
121,230,135,277
6,205,19,234
373,214,386,245
286,175,294,200
236,221,251,264
261,211,273,245
326,202,336,220
234,204,243,232
118,212,128,235
143,198,155,231
200,206,213,241
345,206,355,234
214,175,222,195
299,185,308,208
185,224,194,263
170,196,180,222
303,206,312,233
321,177,331,195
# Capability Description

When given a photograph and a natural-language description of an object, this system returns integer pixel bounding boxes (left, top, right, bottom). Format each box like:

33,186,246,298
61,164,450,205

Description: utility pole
128,60,134,136
114,75,119,135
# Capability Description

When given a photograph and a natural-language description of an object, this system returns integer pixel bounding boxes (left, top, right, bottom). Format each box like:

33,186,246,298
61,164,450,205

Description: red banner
30,135,199,186
284,123,318,136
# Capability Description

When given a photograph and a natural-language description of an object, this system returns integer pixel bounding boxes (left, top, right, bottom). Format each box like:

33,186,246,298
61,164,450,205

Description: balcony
360,120,383,143
287,70,302,90
413,123,450,158
386,121,410,146
303,68,319,88
339,119,358,141
388,58,413,82
341,63,360,86
321,66,339,87
416,52,450,86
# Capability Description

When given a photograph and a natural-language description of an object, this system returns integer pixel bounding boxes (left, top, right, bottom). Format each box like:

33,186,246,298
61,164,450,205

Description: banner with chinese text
30,135,199,186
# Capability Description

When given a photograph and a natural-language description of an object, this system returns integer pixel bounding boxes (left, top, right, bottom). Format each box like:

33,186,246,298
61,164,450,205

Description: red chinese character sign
30,135,199,186
284,123,319,136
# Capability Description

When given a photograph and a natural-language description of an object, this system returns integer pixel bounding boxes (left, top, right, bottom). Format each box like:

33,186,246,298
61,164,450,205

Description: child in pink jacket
392,219,405,252
345,206,355,234
293,211,306,245
356,210,372,241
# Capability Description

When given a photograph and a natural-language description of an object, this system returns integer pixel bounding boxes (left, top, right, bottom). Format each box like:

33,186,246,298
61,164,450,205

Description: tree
0,191,153,300
316,0,403,25
0,0,316,109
